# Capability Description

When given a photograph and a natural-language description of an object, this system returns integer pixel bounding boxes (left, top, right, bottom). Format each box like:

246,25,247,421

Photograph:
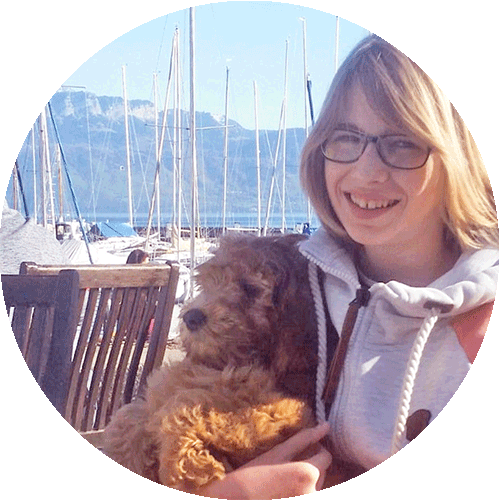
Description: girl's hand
197,423,332,499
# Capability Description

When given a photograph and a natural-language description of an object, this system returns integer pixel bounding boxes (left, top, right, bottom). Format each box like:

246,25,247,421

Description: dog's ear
267,261,290,308
265,240,305,308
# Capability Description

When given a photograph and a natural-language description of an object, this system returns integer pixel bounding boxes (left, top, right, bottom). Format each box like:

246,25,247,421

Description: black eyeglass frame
321,130,432,171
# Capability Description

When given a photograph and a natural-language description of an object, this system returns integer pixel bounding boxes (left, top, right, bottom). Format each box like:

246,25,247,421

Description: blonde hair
300,34,498,251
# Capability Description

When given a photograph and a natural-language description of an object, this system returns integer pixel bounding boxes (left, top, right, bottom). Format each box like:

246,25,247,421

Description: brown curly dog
103,233,333,492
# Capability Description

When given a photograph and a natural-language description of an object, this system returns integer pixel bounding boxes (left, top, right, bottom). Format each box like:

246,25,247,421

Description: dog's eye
239,280,260,299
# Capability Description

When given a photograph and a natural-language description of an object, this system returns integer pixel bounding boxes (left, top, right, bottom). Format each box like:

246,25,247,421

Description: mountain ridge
14,90,311,228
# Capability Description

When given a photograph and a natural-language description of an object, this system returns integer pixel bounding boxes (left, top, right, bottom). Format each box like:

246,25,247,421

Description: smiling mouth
347,193,401,210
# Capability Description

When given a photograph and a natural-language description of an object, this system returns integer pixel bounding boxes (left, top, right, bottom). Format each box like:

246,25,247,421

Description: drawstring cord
308,261,328,422
390,306,440,455
308,261,370,422
308,258,443,455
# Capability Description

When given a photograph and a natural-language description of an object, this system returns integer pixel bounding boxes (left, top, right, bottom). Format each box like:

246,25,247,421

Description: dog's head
179,233,317,402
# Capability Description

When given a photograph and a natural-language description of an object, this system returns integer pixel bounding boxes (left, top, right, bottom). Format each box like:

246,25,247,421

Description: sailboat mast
300,17,312,225
39,107,55,228
307,76,315,124
122,65,134,228
46,107,56,227
56,146,63,220
38,115,46,226
13,160,29,218
31,125,37,222
264,39,289,236
335,16,340,72
154,72,161,243
253,80,261,234
263,100,285,236
174,28,182,261
300,18,309,138
281,39,289,234
221,66,230,236
12,162,18,211
145,49,175,246
189,6,198,289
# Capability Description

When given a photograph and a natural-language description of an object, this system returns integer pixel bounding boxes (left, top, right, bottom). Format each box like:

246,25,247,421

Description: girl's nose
350,142,391,183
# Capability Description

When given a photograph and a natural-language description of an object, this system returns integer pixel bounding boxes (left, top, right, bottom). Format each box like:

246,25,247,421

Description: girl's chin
340,218,397,247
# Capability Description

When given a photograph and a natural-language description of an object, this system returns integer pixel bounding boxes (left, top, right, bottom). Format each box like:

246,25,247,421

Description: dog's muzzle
183,308,208,331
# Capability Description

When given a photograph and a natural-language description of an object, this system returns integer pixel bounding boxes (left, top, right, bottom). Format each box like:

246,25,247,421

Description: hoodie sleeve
450,301,494,362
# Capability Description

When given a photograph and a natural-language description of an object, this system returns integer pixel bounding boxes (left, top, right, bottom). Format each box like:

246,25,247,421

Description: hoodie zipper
322,285,370,410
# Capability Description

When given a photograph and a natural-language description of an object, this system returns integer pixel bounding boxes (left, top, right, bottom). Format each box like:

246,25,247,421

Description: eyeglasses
321,129,432,170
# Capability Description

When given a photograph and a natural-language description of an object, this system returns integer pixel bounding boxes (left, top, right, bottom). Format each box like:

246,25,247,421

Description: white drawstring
308,261,328,423
390,307,440,455
308,258,441,452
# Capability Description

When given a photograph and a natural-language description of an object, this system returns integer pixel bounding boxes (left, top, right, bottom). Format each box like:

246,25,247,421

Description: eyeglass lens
323,130,430,169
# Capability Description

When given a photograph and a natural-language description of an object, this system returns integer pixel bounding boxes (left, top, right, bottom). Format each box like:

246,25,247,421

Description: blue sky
62,2,369,130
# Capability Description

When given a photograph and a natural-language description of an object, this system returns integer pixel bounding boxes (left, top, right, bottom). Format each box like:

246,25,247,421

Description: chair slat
105,287,153,421
25,307,54,382
75,287,113,430
2,271,80,414
96,286,149,428
22,263,175,288
17,261,180,438
141,267,179,385
41,270,80,414
124,286,160,401
65,288,99,423
87,287,134,430
12,306,33,357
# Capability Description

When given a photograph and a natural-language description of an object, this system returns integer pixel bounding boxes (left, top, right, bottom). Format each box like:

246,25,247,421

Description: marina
2,0,340,456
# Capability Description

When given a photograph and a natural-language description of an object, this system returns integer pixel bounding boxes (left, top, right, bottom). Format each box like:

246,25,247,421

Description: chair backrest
2,270,80,414
19,261,180,434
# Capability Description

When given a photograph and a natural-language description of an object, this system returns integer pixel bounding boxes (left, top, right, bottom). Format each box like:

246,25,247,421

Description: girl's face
324,85,446,255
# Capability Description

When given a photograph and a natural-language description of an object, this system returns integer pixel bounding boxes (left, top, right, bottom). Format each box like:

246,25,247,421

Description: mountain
14,90,311,227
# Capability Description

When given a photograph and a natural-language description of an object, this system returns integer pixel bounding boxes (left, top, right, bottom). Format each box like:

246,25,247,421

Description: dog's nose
183,308,207,331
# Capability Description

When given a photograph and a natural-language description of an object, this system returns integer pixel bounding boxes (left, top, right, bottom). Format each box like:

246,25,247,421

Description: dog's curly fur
103,233,324,492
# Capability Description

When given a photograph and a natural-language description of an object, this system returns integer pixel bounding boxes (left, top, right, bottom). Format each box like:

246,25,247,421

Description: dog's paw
157,406,228,489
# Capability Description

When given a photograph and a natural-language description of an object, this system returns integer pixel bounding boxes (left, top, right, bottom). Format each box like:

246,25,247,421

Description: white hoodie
299,226,498,470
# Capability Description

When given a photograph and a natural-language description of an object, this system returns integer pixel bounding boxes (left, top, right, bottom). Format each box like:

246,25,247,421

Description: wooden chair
18,261,180,446
2,270,80,415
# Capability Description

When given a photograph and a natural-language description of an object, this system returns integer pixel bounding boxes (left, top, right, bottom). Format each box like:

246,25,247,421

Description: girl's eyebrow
334,121,409,137
334,122,364,133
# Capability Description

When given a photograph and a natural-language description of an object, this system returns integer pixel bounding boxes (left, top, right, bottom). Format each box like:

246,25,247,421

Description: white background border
1,1,498,498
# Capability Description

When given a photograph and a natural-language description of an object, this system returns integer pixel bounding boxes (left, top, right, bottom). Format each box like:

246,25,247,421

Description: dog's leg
103,400,159,482
156,398,315,491
156,405,228,490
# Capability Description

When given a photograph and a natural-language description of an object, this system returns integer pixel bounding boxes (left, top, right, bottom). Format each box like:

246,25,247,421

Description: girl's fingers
199,424,333,499
272,422,331,462
305,447,333,490
244,422,331,466
307,446,333,472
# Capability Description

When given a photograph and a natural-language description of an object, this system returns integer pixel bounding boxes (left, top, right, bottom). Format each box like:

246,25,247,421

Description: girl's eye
386,137,423,151
333,132,362,144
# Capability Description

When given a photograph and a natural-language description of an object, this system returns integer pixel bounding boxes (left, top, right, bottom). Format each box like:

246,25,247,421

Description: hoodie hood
300,226,498,319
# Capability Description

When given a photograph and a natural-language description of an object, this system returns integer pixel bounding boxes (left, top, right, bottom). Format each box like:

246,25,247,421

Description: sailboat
12,8,331,267
7,98,128,265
